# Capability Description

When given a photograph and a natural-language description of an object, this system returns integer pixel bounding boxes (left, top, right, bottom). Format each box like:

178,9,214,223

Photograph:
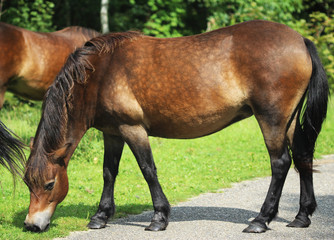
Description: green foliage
141,0,186,37
1,0,55,32
109,0,188,37
302,0,334,17
206,0,303,30
108,0,149,32
305,12,334,92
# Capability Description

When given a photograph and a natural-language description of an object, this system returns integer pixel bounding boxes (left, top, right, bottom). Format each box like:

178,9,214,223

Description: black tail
291,38,329,171
0,120,26,179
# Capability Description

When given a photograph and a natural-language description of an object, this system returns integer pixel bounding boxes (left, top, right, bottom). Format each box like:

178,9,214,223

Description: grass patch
0,93,333,239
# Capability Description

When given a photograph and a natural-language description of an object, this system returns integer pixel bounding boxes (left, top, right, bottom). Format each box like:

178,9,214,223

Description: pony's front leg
87,134,124,229
120,124,170,231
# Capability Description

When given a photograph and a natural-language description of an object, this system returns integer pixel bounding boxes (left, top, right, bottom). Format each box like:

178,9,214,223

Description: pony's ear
52,143,72,166
29,137,34,150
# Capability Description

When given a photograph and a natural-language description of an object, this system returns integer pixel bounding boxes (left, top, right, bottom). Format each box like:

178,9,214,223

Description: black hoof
287,217,311,228
87,218,107,229
243,222,269,233
145,221,167,231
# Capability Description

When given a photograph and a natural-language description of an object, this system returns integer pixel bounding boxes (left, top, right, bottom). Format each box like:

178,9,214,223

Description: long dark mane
24,31,142,187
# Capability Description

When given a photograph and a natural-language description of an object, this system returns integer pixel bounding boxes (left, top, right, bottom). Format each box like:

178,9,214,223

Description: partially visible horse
23,20,328,233
0,120,25,178
0,22,100,106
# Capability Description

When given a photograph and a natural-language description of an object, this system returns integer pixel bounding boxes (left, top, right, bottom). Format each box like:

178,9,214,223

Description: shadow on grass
11,194,334,233
12,203,264,231
11,203,152,230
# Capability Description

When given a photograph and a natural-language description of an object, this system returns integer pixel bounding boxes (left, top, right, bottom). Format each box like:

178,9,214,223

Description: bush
206,0,303,30
305,12,334,92
1,0,55,32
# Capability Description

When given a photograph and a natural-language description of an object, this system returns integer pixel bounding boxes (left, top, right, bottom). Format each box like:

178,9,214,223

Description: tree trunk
0,0,4,21
101,0,109,33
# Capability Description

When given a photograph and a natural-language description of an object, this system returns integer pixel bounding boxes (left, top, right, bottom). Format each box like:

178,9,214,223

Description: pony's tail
291,38,329,172
0,121,26,181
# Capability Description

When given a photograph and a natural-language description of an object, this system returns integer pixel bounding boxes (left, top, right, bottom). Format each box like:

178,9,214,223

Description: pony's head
24,138,71,232
23,45,87,232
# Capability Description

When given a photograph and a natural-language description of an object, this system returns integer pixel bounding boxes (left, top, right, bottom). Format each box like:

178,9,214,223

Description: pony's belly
147,109,247,139
8,76,46,100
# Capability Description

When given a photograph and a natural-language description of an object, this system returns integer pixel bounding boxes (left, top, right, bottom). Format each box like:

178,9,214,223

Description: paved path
56,155,334,240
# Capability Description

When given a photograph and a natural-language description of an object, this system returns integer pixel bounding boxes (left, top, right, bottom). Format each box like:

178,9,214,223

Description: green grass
0,93,333,240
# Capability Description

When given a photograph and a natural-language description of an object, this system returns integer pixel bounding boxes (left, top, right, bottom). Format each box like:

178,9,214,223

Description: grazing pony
0,22,100,106
24,20,328,233
0,120,25,178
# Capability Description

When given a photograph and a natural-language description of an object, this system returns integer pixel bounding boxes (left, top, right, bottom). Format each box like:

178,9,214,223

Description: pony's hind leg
243,114,292,233
287,119,316,228
119,124,170,231
285,37,328,228
87,134,124,229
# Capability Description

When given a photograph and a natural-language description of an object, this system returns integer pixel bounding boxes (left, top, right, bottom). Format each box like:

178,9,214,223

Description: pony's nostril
24,222,42,232
24,222,31,231
32,224,42,232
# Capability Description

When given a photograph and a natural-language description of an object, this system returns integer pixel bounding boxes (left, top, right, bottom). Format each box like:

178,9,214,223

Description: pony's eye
44,182,55,191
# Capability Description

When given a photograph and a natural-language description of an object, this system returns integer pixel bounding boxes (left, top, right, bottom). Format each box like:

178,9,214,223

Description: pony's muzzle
24,221,50,232
24,211,51,232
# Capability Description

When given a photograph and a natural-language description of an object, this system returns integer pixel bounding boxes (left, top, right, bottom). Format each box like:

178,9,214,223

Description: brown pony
23,20,329,233
0,22,100,106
